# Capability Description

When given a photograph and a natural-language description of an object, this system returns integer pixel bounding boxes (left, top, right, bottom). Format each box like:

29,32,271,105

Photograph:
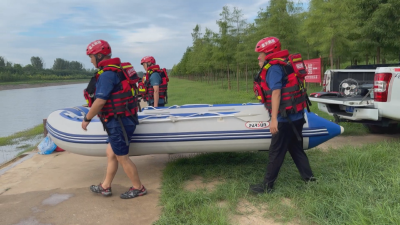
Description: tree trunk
321,63,324,87
377,46,381,64
330,38,334,69
221,70,223,89
237,64,239,92
354,59,358,65
366,55,369,65
213,70,215,84
227,64,231,90
245,63,248,93
335,57,339,69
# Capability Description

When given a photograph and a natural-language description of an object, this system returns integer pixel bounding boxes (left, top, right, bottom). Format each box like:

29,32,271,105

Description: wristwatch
84,115,92,122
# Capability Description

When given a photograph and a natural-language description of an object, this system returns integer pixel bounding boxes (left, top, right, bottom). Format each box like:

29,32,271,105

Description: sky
0,0,309,72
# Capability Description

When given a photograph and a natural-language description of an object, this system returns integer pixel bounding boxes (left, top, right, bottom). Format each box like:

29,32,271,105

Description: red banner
303,58,322,83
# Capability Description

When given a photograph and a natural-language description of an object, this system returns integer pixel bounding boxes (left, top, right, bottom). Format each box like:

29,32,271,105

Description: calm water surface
0,83,87,164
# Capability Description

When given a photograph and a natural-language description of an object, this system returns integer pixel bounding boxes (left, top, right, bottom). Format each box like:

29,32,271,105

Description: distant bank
0,79,88,91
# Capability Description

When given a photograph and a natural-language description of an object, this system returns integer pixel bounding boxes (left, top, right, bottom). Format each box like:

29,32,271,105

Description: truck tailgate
309,96,374,107
309,96,378,121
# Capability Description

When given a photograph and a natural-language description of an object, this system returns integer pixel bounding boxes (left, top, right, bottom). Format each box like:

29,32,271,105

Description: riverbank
0,125,44,166
0,79,88,91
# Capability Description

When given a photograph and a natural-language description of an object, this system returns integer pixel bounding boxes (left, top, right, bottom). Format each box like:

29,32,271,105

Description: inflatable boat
46,103,344,157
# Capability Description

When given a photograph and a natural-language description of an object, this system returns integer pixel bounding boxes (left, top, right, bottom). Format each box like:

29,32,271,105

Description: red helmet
86,40,111,56
255,37,281,54
140,56,156,65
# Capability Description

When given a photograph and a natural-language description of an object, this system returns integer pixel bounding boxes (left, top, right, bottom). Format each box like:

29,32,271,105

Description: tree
0,56,5,67
52,58,70,70
23,64,34,71
256,0,302,52
353,0,400,64
303,0,355,68
69,61,83,70
30,56,44,69
191,24,202,43
13,64,22,70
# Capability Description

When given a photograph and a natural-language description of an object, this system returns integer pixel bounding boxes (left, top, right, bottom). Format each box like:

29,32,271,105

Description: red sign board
303,58,322,83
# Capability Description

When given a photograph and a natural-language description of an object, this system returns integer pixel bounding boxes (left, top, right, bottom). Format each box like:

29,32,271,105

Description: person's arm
82,98,107,131
266,66,283,135
82,72,114,130
153,85,160,107
270,89,281,134
150,72,161,107
86,99,107,120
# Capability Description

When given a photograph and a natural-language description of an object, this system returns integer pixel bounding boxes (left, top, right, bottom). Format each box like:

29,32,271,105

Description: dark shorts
106,124,136,156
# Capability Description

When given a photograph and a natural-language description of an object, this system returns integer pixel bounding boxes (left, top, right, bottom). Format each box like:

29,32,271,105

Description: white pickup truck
309,66,400,134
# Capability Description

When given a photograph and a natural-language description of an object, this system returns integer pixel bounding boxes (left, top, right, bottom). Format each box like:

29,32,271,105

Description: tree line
170,0,400,91
0,56,95,82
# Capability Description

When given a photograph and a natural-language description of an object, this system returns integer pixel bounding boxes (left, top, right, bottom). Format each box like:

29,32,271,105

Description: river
0,83,87,164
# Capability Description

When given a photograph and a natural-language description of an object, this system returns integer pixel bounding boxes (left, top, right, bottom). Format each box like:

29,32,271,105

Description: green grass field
154,77,400,225
156,141,400,225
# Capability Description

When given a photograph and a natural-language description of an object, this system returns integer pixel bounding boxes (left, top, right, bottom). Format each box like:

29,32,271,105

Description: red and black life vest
138,65,169,103
253,50,311,117
83,57,140,121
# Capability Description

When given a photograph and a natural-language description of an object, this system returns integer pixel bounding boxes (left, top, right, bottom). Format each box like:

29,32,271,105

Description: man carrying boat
250,37,316,194
82,40,147,199
138,56,169,107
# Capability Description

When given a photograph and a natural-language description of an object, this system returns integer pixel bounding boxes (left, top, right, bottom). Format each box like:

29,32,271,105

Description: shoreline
0,80,88,91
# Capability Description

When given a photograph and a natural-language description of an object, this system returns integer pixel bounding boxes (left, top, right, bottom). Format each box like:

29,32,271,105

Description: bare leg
116,155,142,189
102,144,118,188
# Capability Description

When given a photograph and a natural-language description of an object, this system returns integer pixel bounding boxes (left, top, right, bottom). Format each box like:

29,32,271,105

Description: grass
17,144,39,157
154,77,390,225
166,77,368,136
155,141,400,225
0,79,89,86
0,124,43,146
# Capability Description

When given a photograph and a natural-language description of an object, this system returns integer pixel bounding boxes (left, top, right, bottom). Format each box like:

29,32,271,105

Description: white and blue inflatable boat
46,103,344,157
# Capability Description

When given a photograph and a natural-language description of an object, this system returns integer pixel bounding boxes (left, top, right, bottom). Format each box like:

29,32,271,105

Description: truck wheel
364,124,398,134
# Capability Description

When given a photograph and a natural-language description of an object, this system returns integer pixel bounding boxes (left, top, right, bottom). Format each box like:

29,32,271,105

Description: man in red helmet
250,37,315,194
82,40,147,199
140,56,168,107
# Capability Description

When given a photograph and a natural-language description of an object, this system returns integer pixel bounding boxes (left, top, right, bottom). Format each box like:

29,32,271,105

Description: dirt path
0,152,169,225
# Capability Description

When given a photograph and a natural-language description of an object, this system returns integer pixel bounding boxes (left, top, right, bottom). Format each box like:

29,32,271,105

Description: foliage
171,1,400,78
0,56,93,82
